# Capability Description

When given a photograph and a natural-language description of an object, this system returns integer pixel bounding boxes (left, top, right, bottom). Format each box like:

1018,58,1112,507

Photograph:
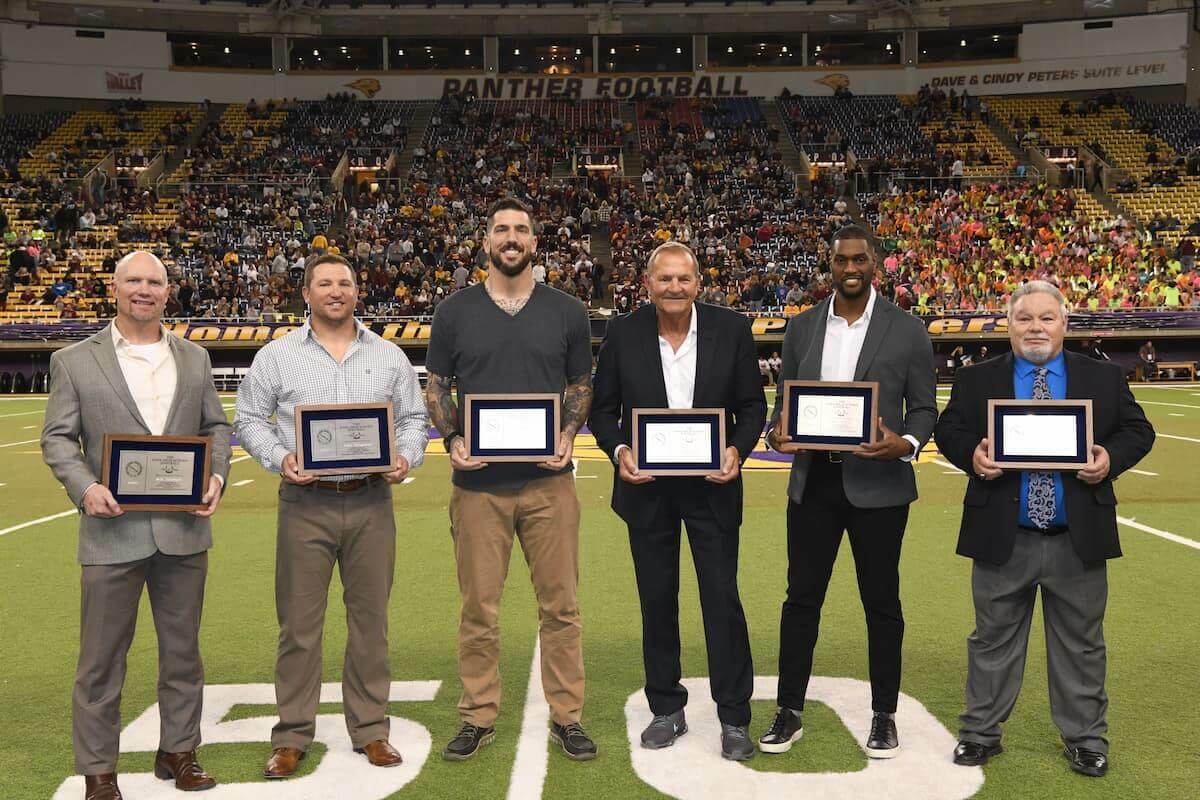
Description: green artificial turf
0,385,1197,799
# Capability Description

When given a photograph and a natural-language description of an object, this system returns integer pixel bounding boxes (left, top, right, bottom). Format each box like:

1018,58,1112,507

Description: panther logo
346,78,382,98
815,73,851,93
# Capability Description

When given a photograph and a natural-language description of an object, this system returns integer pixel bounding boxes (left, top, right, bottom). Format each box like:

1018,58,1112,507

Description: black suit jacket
590,302,767,530
934,351,1155,565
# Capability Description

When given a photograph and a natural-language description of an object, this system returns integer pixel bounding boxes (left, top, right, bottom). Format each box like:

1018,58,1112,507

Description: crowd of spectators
864,181,1200,311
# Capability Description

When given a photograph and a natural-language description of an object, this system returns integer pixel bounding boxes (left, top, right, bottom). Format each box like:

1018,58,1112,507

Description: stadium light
960,39,967,46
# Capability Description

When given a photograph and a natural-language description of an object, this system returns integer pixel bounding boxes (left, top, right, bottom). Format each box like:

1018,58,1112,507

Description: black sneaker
550,721,598,761
865,712,900,759
759,707,804,754
442,723,495,761
721,724,755,761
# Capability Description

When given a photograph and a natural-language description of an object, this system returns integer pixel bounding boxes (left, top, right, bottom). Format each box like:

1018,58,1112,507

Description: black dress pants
777,457,910,713
628,479,754,727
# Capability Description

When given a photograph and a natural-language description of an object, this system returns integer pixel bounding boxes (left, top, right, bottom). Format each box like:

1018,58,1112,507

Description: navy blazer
934,351,1155,565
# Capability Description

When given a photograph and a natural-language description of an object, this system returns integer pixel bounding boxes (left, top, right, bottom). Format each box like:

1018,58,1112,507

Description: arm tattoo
424,371,461,438
561,371,593,438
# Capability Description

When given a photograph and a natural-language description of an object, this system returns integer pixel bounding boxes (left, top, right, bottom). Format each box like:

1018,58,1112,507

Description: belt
305,474,385,493
1019,524,1068,537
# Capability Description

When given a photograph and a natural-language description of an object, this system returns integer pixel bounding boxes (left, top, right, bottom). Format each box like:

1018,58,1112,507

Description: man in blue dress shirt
935,281,1154,778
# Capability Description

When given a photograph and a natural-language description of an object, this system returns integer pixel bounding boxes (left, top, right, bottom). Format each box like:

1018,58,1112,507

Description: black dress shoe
953,740,1003,766
1065,745,1108,777
865,713,900,759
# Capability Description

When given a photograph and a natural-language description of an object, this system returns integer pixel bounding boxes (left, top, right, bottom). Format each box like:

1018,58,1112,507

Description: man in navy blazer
935,280,1154,777
591,242,766,761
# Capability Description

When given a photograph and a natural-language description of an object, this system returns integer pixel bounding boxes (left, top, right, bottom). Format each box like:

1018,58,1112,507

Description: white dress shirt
615,305,698,463
821,289,920,460
112,322,177,436
659,304,698,409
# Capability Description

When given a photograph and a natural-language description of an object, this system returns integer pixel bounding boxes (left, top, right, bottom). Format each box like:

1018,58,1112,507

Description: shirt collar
111,321,169,350
1014,350,1066,379
302,318,367,343
827,286,877,323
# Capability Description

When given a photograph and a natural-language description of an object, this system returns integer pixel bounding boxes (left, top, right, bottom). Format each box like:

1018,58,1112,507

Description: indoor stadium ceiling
11,0,1192,37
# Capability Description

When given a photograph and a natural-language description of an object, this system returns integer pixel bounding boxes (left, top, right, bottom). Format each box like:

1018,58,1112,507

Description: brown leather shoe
355,739,403,767
264,747,305,779
83,773,122,800
154,749,217,791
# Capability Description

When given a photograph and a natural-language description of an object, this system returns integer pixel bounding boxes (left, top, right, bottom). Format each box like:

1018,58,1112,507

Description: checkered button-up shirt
234,320,428,480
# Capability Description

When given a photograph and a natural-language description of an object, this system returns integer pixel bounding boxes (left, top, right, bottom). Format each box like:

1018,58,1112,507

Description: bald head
114,250,169,283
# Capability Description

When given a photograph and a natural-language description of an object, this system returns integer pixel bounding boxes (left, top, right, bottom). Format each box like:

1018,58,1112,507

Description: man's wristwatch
443,432,462,453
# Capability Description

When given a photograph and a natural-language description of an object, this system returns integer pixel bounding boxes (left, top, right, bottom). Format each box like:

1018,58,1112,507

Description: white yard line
232,479,254,487
1128,468,1159,476
507,640,549,800
1158,433,1200,444
930,458,963,473
0,509,76,538
0,410,42,419
0,438,39,449
1118,517,1200,551
1170,413,1185,417
229,454,254,465
402,476,414,484
1137,400,1200,410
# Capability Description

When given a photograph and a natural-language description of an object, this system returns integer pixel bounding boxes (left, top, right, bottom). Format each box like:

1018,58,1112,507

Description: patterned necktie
1026,367,1056,529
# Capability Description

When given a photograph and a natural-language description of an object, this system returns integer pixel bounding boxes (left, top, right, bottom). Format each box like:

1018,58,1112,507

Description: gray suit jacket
769,295,938,508
41,324,233,565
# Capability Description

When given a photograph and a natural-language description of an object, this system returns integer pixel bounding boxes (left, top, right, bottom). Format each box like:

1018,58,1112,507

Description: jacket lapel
853,298,894,381
637,305,670,407
990,352,1016,400
796,298,830,380
161,333,189,434
91,324,150,433
693,304,717,407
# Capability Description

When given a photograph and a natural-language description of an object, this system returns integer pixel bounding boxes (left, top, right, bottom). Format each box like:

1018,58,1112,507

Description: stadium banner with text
0,22,1184,102
2,312,1199,348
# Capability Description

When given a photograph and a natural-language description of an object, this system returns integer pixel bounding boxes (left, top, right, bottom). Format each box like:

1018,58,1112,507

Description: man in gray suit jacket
41,251,232,800
758,226,937,759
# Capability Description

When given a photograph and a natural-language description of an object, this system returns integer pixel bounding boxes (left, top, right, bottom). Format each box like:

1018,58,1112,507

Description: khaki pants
272,479,396,751
449,472,584,727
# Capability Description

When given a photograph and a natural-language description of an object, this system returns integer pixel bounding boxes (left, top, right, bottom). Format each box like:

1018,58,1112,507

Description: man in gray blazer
759,225,937,759
42,251,232,800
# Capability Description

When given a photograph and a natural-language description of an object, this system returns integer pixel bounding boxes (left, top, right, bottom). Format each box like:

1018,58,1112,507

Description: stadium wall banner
0,22,1185,102
2,312,1200,348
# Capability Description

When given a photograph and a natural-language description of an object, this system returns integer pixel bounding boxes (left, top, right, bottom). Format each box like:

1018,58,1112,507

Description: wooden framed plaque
987,399,1093,471
632,408,726,477
101,434,212,512
463,393,561,462
779,380,880,453
294,402,396,476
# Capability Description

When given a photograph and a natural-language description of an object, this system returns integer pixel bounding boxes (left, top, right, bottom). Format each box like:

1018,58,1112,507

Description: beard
836,276,869,299
490,246,532,277
1020,342,1057,364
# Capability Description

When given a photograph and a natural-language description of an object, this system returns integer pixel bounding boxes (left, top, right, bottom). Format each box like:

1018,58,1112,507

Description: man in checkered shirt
234,253,428,779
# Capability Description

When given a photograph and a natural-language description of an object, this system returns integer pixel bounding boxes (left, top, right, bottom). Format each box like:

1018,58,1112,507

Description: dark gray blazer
41,324,233,565
769,294,938,508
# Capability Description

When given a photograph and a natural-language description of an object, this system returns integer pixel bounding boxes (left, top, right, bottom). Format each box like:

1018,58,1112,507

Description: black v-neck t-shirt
426,282,592,489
